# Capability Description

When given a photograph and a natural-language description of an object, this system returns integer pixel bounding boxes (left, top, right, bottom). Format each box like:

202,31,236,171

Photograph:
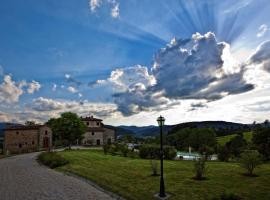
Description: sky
1,0,270,126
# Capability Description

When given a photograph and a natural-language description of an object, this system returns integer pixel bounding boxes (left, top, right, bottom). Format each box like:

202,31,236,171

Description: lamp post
157,115,166,198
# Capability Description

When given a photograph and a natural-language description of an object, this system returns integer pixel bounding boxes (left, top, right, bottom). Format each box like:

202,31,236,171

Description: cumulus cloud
67,86,78,93
89,0,120,18
257,24,269,38
111,3,120,18
92,32,256,116
89,0,102,12
0,75,24,104
31,97,119,119
248,40,270,72
27,80,41,94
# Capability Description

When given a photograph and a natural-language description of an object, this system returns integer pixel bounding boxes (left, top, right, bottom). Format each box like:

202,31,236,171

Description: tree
193,158,207,180
226,135,247,158
25,121,37,126
252,127,270,160
217,145,231,162
239,150,262,176
47,112,86,149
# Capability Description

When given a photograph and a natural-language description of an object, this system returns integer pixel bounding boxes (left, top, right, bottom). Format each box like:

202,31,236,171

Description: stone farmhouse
81,116,116,146
4,125,52,154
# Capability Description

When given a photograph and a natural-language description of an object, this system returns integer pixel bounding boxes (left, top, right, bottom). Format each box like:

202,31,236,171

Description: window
92,132,95,136
32,141,35,145
45,130,48,135
86,122,89,126
97,122,100,126
16,131,19,135
19,144,22,148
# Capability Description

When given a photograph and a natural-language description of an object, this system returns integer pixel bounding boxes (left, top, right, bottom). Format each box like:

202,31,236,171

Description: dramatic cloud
249,40,270,72
0,75,24,104
152,32,253,100
257,24,269,38
93,32,256,116
27,80,41,94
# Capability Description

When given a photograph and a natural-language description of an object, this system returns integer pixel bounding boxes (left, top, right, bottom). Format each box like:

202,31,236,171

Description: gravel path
0,152,115,200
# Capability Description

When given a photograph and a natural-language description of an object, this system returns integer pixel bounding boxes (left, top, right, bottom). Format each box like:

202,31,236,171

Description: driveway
0,152,115,200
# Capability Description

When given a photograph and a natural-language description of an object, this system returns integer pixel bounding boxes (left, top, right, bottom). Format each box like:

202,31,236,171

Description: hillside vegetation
217,132,253,146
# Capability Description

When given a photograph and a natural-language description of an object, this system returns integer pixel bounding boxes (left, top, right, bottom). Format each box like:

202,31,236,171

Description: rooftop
81,116,103,122
4,125,47,131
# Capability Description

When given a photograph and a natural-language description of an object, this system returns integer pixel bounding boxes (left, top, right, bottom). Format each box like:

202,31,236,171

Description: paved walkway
0,152,115,200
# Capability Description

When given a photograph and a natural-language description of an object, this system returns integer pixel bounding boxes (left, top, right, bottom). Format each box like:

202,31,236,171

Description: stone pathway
0,152,115,200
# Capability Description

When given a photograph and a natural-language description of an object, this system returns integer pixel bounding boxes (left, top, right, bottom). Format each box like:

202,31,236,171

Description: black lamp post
157,115,166,198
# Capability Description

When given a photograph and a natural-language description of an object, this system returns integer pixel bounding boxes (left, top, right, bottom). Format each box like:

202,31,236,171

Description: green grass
56,149,270,200
217,132,253,146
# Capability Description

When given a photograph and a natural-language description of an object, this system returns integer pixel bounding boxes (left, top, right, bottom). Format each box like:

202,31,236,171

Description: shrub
139,144,176,160
150,159,159,176
193,158,207,180
103,144,109,155
118,144,129,157
239,150,262,176
38,152,69,168
217,145,231,162
108,144,118,155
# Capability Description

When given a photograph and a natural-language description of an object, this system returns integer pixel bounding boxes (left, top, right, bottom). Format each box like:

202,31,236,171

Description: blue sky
1,0,270,125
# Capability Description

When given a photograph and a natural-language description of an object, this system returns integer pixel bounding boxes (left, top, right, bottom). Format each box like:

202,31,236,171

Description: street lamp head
157,115,165,127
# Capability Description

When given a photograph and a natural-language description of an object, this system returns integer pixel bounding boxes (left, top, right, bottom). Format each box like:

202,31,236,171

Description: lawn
217,132,253,146
56,149,270,200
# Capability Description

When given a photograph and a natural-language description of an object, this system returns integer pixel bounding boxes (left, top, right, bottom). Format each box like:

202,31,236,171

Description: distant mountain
104,125,136,136
116,121,252,138
118,125,174,137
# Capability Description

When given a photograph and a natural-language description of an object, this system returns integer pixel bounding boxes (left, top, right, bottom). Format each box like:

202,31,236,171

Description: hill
217,132,253,146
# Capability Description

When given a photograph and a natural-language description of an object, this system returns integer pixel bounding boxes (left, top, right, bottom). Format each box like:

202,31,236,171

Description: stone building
4,125,52,154
81,116,116,146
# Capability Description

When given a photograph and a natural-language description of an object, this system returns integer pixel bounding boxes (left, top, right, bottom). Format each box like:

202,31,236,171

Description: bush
139,144,176,160
199,145,215,160
103,144,109,155
217,145,231,162
118,144,129,157
239,150,262,176
38,152,69,168
193,158,207,180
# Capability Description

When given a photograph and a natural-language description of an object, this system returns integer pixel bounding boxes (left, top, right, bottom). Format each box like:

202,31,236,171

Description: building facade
4,125,52,154
81,116,116,146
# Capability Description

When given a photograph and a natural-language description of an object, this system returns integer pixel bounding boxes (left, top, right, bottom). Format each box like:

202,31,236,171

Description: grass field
56,149,270,200
217,132,253,146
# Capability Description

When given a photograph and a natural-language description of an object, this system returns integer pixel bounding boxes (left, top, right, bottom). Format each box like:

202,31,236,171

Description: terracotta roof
86,127,105,132
81,116,103,121
4,125,47,131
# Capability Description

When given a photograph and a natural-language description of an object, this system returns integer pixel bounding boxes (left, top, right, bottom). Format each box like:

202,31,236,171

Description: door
43,137,49,148
96,139,100,146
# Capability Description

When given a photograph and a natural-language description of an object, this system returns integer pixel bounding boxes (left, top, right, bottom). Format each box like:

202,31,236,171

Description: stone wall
82,131,104,145
4,129,39,154
39,126,53,150
103,128,116,144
